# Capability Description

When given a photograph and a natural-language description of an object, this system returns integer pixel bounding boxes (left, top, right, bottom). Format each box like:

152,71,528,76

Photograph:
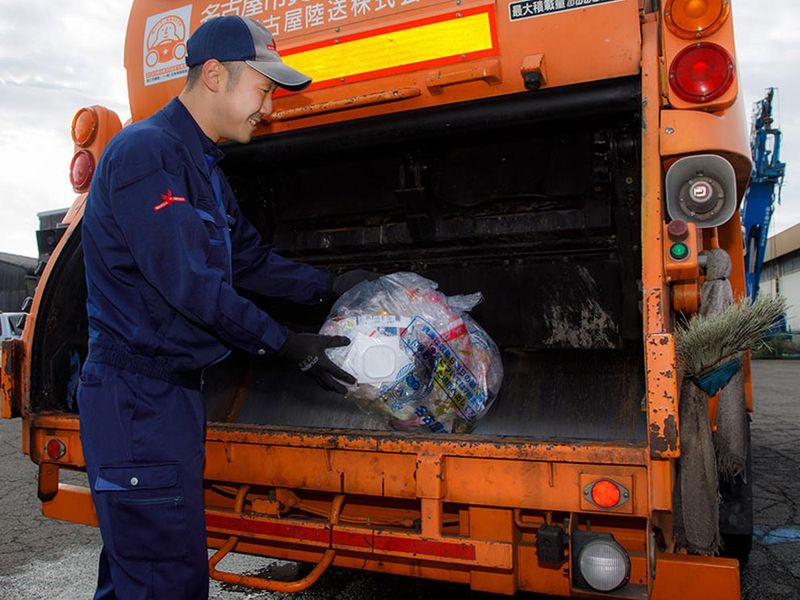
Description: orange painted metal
267,87,421,122
641,17,669,341
664,222,701,283
645,334,680,461
124,0,643,129
651,553,740,599
660,92,752,199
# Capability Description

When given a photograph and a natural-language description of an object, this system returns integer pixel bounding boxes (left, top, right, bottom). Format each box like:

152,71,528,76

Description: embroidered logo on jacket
154,189,187,212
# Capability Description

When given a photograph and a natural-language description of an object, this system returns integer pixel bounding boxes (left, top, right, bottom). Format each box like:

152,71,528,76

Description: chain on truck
1,0,753,597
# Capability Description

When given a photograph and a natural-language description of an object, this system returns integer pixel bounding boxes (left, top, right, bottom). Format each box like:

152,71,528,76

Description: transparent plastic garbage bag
320,272,503,433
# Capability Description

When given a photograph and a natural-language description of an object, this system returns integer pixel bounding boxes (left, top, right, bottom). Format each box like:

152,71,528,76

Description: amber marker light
71,106,99,147
669,42,734,103
665,0,730,39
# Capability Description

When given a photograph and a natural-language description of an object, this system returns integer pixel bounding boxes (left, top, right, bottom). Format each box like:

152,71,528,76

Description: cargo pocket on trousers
98,462,188,560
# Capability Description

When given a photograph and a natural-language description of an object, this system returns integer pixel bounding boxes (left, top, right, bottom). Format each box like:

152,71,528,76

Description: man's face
216,64,277,144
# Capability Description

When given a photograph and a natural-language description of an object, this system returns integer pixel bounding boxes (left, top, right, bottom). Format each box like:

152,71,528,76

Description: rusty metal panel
645,334,680,458
445,458,649,515
203,442,418,498
1,338,24,419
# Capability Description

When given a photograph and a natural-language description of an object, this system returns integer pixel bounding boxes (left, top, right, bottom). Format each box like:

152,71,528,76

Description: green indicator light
670,242,689,260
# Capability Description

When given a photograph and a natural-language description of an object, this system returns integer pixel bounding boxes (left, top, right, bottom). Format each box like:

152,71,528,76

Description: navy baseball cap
186,16,312,92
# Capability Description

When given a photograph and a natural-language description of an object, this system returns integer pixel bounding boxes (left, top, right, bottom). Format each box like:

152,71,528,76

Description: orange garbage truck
1,0,753,597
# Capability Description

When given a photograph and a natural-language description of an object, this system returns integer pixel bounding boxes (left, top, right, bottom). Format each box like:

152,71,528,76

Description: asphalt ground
0,360,797,599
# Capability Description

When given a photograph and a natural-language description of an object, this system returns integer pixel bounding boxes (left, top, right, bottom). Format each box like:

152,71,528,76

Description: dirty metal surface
204,346,646,442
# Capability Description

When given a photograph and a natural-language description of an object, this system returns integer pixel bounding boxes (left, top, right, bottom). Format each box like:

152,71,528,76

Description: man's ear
202,59,224,92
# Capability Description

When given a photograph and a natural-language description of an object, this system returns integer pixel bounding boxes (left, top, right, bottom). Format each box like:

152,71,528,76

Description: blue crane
741,88,786,302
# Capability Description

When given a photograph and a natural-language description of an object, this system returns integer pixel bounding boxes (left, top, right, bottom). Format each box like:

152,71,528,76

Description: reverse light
665,0,730,39
71,107,99,147
45,438,66,460
578,538,631,592
70,150,95,192
669,42,734,103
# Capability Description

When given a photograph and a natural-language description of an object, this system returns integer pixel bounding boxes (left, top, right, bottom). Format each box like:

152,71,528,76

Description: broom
672,293,786,554
675,294,788,393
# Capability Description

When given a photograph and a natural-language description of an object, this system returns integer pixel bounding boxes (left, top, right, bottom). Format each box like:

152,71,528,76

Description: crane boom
741,88,787,301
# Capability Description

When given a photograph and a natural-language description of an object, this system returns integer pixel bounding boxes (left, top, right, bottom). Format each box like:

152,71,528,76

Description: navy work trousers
78,360,209,599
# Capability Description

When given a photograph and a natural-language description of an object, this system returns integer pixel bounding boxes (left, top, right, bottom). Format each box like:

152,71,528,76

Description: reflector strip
282,6,497,90
206,514,330,544
207,513,478,560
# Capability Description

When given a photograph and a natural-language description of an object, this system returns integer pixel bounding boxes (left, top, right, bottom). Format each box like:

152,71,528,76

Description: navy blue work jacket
82,98,330,372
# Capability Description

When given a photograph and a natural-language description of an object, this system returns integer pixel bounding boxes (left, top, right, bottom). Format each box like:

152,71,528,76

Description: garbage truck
1,0,753,597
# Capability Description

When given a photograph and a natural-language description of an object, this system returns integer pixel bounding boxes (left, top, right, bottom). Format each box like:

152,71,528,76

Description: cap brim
246,60,312,92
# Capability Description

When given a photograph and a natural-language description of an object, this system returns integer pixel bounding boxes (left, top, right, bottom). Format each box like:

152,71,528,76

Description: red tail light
70,149,95,192
668,42,734,103
45,438,66,460
584,479,628,509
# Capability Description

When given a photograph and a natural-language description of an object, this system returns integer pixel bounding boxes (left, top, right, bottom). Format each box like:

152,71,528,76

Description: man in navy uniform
79,16,375,599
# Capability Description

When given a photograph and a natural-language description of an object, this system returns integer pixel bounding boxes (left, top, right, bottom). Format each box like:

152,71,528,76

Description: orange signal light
590,479,622,508
665,0,730,39
71,107,99,147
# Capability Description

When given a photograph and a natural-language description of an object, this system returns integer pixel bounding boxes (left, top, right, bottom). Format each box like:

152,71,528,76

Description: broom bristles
675,295,788,377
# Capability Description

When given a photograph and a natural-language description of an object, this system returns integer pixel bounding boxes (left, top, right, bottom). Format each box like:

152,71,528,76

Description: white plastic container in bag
320,273,503,433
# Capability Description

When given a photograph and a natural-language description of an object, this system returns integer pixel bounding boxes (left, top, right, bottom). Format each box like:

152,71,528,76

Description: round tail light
669,42,735,103
590,480,622,508
71,107,99,147
45,438,66,460
70,149,96,192
665,0,730,39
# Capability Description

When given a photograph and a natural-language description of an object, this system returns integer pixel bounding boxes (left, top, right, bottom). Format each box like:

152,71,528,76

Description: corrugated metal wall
0,254,37,312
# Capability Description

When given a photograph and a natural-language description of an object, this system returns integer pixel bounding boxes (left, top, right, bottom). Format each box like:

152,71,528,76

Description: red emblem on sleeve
154,189,187,212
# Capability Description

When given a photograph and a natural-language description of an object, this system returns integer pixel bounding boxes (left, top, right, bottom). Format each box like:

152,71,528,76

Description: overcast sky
1,1,798,259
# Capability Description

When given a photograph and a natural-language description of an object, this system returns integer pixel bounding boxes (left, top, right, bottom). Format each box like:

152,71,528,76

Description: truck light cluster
662,0,736,110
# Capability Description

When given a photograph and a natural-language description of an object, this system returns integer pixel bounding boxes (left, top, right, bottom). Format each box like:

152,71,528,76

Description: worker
78,16,376,599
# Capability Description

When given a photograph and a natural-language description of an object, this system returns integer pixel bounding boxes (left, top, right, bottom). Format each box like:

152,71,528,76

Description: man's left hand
331,270,380,297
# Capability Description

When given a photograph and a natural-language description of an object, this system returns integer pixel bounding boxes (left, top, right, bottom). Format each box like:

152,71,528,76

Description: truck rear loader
2,0,753,597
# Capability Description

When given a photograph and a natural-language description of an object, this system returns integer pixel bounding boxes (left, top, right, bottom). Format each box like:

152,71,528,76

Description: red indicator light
590,480,622,508
70,150,95,192
667,219,689,240
45,438,66,460
669,42,734,103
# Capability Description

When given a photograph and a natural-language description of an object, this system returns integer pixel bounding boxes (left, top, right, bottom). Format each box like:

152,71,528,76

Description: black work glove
279,332,357,394
331,270,381,298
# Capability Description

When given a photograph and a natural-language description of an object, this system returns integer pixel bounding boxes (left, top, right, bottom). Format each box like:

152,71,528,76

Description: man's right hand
278,332,356,394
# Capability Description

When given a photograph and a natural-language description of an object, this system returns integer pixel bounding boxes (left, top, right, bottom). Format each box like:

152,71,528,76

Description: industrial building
759,223,800,332
0,253,36,313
